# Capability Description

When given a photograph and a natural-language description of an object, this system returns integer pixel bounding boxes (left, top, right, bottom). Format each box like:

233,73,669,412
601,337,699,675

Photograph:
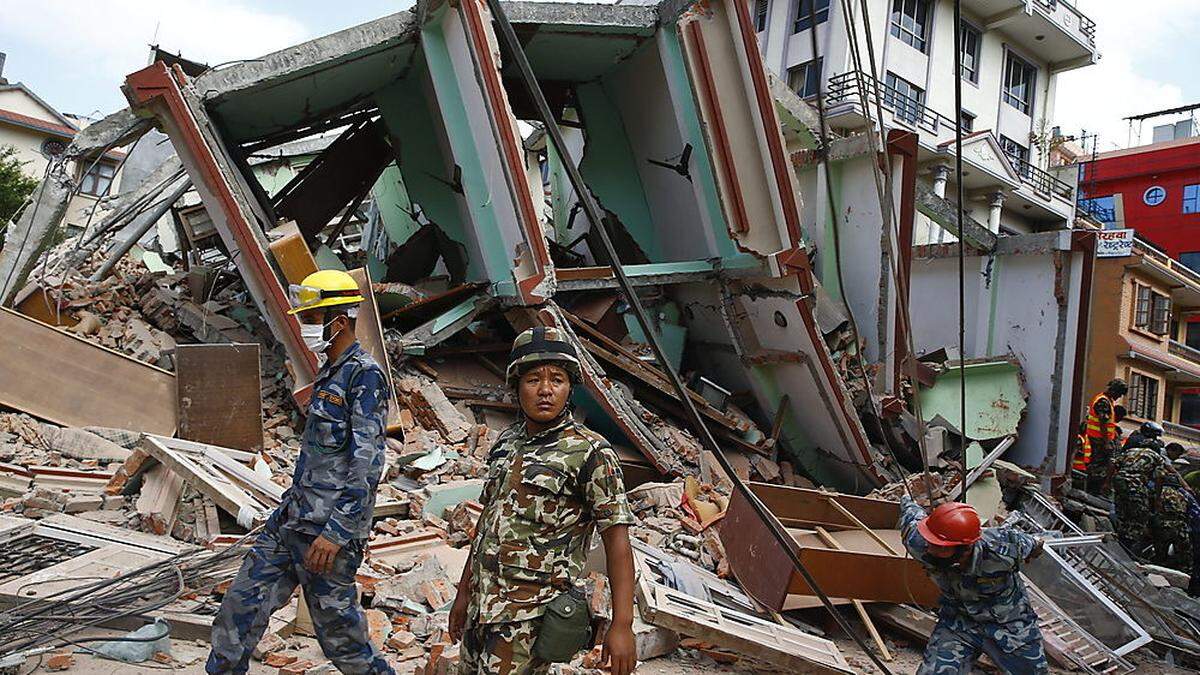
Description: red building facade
1079,136,1200,269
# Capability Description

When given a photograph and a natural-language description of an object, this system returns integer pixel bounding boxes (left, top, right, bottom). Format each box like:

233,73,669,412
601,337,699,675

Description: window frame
755,0,769,32
78,160,116,198
999,134,1031,177
1128,371,1161,420
1002,50,1037,115
787,57,823,99
959,110,976,134
890,0,932,53
960,21,982,83
883,72,926,126
1151,291,1172,336
1184,184,1200,215
1133,282,1152,330
793,0,831,33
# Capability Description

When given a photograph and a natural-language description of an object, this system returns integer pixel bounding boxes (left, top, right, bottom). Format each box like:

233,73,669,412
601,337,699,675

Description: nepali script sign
1096,229,1135,258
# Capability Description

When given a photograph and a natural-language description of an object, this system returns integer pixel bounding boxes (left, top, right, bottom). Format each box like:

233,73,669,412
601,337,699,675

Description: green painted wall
656,30,737,260
575,82,660,261
374,71,482,280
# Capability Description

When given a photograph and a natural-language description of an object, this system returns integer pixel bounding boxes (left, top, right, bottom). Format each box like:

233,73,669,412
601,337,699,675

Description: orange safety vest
1071,433,1092,471
1085,392,1117,442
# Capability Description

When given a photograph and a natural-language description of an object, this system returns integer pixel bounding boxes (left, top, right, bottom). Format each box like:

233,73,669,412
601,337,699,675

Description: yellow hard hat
287,269,364,315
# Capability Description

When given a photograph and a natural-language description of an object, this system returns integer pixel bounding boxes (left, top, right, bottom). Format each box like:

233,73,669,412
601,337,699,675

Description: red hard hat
917,502,982,547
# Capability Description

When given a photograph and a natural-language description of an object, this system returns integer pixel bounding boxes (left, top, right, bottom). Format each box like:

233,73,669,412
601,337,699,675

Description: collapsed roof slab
196,12,420,145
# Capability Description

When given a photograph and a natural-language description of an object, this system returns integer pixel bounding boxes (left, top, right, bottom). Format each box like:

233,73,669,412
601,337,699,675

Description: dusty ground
19,627,1199,675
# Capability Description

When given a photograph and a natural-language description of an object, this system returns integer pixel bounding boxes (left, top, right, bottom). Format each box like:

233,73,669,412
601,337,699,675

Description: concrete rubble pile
3,0,1200,673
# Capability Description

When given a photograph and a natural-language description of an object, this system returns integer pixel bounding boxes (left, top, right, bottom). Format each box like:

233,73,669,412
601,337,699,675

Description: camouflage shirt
281,341,389,547
467,411,637,625
900,496,1040,632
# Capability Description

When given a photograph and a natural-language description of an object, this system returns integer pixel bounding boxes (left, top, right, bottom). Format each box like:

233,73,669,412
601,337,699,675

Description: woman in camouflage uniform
448,327,638,675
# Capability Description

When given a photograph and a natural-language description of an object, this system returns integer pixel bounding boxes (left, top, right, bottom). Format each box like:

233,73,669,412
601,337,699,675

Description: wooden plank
176,343,264,452
0,306,176,434
136,465,185,535
267,222,319,285
814,526,892,662
348,267,399,427
141,436,264,523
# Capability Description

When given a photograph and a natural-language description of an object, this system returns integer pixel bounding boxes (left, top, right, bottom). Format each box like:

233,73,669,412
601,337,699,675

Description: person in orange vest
1070,422,1092,487
1085,378,1128,495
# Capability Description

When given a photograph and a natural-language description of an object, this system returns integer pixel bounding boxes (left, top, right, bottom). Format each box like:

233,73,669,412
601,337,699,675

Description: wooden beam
814,526,893,662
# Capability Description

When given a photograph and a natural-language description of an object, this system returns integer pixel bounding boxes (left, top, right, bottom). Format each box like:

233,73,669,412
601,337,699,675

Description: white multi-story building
755,0,1096,234
754,0,1101,473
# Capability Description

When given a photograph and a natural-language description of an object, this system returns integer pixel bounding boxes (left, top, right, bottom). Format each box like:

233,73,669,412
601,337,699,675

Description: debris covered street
3,0,1200,673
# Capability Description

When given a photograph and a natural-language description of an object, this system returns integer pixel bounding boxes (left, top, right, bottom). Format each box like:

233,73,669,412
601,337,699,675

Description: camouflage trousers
459,618,548,675
1113,482,1153,557
205,524,392,675
918,613,1047,675
1154,487,1194,573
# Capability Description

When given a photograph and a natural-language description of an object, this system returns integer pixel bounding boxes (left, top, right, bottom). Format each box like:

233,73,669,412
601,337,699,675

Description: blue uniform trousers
205,523,393,675
918,612,1048,675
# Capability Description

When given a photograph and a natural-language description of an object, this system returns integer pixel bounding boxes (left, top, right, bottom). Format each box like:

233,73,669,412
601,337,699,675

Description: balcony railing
1163,420,1200,444
1169,339,1200,367
1032,0,1097,47
1004,152,1075,200
827,71,957,137
827,71,1074,200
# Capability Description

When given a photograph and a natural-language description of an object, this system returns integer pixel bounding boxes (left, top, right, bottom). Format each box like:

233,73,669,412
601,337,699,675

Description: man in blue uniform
900,495,1047,674
206,269,393,675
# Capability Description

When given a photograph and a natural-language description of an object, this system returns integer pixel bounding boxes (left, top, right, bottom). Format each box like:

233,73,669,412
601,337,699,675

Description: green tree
0,144,41,249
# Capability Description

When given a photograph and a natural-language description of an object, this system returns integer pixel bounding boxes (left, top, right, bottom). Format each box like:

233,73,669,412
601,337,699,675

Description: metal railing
1169,339,1200,367
1032,0,1097,47
826,71,956,137
1004,151,1075,200
828,71,1074,200
1163,420,1200,443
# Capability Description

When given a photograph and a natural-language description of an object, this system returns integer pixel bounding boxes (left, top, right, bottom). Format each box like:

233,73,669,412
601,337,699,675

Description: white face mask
301,320,340,368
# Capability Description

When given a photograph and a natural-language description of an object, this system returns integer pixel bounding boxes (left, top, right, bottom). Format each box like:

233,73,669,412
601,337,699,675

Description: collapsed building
2,0,1200,672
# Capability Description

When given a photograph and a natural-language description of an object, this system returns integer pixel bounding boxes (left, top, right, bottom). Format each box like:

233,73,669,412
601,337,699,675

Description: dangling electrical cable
483,1,896,671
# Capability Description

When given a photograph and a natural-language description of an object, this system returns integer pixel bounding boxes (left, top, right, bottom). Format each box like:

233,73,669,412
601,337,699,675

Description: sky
0,0,1197,152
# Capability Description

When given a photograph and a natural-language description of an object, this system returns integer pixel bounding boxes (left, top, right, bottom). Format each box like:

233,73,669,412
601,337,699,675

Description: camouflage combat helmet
506,326,581,386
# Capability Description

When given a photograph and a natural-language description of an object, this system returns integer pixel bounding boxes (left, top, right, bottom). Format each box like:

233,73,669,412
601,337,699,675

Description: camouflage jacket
467,410,637,625
280,342,390,547
1114,447,1172,495
900,496,1040,634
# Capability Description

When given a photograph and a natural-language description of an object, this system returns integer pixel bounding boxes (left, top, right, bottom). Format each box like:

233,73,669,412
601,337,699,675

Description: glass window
1151,293,1172,335
883,72,925,125
1184,184,1200,214
755,0,769,32
960,22,981,82
79,161,116,197
1181,252,1200,275
1078,195,1116,226
793,0,830,33
1003,51,1037,115
1134,283,1152,329
890,0,931,52
787,58,823,99
999,135,1031,177
959,110,975,133
1128,372,1160,420
1180,392,1200,427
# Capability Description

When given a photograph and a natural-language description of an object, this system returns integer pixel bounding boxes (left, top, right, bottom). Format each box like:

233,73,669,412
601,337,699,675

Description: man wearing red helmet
900,494,1047,674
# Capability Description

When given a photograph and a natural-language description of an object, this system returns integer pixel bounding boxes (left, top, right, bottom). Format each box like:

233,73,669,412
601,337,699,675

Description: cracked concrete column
987,191,1006,234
